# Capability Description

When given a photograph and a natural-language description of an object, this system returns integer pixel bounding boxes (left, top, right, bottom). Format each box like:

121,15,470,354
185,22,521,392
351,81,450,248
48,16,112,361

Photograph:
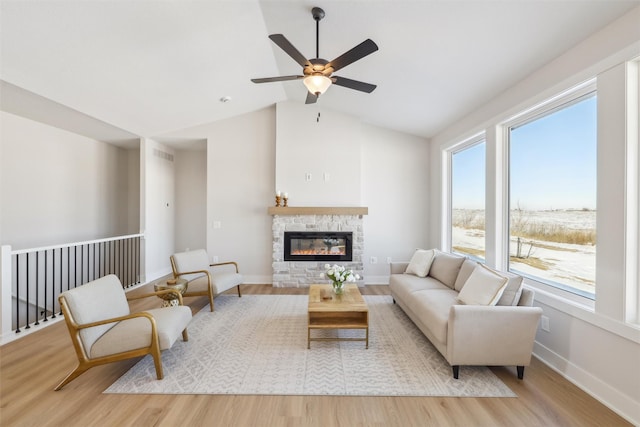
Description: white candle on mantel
283,192,288,198
276,190,281,197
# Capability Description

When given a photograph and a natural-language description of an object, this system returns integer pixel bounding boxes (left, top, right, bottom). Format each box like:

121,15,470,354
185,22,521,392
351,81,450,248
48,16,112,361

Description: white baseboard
242,275,272,285
533,341,640,425
364,275,389,285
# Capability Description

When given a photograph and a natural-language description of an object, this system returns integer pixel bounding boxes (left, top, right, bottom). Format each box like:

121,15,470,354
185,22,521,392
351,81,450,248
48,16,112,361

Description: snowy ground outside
452,209,595,295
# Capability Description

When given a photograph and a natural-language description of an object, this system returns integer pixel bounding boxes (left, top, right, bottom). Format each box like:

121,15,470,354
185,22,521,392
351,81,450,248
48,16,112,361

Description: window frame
446,133,486,261
626,58,640,323
502,80,598,300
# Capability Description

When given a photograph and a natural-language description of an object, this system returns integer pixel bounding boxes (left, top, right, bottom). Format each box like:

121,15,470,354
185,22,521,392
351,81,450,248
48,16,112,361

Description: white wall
361,124,430,282
429,7,640,424
275,102,362,206
175,149,206,253
0,112,140,336
0,111,137,249
140,138,175,282
275,101,430,283
160,107,277,284
127,148,141,234
163,103,430,285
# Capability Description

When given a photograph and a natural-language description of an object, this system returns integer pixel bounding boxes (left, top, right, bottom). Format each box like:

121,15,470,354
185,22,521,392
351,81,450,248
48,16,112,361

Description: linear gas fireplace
284,231,353,262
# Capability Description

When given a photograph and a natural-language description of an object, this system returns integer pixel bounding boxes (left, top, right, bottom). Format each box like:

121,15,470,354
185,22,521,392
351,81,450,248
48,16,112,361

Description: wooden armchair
54,274,192,391
170,249,243,311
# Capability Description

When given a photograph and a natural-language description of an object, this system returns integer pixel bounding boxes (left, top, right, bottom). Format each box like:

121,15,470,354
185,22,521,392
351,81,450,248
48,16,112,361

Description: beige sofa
389,250,542,379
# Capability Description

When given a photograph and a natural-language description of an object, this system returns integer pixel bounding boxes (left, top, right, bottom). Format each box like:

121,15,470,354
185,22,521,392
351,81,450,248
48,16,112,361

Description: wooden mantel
267,206,368,216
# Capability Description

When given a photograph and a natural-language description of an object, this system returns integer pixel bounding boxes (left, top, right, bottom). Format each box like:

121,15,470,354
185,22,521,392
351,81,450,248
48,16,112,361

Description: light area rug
104,295,515,397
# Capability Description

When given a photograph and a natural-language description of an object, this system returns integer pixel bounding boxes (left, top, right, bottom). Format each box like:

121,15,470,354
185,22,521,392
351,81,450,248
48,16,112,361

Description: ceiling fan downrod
312,7,325,59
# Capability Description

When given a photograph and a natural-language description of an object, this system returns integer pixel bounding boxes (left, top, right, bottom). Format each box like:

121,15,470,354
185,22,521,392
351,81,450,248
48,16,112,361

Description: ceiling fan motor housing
304,59,333,77
312,7,325,21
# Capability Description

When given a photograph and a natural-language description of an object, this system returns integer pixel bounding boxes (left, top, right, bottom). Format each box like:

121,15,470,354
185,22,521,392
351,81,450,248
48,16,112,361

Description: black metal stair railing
9,234,142,334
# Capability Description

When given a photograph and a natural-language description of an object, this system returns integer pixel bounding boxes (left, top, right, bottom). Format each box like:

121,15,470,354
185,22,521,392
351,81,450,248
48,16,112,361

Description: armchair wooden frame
55,289,187,391
170,258,242,312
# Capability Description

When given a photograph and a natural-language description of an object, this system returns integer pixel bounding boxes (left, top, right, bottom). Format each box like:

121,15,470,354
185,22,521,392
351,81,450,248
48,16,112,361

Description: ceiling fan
251,6,378,104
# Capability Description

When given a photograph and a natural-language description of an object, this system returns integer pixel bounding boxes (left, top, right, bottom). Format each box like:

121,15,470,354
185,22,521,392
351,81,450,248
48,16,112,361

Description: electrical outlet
386,257,392,264
212,255,219,263
370,256,378,264
541,315,550,332
213,221,221,229
323,172,330,181
305,173,312,181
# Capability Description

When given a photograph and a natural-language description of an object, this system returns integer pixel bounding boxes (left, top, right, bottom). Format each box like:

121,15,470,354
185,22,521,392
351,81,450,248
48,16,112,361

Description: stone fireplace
269,207,367,287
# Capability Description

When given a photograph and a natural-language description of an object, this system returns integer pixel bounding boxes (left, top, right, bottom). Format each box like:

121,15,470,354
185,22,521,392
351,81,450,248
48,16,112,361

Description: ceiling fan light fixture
252,6,378,104
303,75,331,96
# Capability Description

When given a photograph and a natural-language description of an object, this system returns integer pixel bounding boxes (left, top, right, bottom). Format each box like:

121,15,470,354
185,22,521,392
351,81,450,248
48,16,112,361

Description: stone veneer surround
271,212,365,287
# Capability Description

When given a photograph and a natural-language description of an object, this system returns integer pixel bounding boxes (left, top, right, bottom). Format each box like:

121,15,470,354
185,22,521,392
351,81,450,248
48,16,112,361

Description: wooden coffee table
307,284,369,349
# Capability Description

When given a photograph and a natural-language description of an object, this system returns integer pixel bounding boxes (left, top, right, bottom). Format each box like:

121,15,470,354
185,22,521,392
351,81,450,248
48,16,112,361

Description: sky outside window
510,96,597,211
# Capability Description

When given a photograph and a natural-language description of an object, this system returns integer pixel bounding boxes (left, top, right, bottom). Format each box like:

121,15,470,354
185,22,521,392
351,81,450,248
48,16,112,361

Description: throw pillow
405,249,436,278
457,264,509,306
496,270,524,306
453,259,478,292
428,250,466,289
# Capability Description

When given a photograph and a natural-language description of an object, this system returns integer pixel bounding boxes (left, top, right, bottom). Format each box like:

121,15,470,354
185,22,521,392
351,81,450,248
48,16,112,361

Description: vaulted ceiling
1,1,638,147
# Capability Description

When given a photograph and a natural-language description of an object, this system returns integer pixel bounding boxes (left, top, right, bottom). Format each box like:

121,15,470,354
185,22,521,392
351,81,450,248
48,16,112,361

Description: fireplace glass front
283,231,353,262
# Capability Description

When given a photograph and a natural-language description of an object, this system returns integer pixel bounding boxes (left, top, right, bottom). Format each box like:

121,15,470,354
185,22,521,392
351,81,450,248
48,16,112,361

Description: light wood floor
0,284,630,427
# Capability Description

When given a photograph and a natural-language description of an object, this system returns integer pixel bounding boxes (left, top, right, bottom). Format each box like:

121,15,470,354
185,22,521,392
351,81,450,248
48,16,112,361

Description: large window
508,92,597,297
451,140,486,260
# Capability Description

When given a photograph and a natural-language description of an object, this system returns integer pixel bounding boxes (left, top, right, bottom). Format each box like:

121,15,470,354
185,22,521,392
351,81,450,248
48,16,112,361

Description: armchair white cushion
170,249,243,311
55,274,192,390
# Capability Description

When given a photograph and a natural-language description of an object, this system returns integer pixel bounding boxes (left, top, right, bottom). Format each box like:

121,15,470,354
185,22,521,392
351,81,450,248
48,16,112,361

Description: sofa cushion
405,289,459,344
496,270,524,306
405,249,436,277
454,259,478,292
457,264,508,305
390,274,450,304
428,251,466,289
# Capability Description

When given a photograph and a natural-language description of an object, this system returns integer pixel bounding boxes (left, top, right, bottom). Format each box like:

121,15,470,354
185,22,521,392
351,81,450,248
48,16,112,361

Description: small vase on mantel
332,281,345,295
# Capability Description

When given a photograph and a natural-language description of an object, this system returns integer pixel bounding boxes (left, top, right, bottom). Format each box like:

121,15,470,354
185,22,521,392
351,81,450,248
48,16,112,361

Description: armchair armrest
446,305,543,366
173,269,213,288
209,261,240,273
74,311,156,330
173,269,210,278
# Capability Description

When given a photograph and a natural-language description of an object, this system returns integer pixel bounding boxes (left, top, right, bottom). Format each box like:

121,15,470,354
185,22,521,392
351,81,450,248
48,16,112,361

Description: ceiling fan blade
251,75,304,84
332,76,377,93
305,91,318,104
269,34,312,68
327,39,378,72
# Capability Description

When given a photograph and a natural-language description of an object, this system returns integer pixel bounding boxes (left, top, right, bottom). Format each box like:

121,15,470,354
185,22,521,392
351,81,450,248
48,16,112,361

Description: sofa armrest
390,262,409,275
446,305,543,366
